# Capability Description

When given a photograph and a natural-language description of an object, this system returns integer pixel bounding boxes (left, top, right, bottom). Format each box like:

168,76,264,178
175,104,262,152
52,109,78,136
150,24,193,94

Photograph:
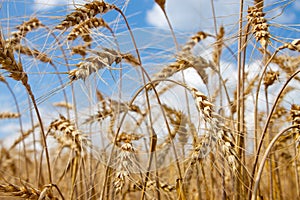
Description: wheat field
0,0,300,199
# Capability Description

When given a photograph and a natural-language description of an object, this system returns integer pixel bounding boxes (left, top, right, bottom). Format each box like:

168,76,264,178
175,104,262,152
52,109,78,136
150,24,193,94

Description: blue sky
0,0,300,141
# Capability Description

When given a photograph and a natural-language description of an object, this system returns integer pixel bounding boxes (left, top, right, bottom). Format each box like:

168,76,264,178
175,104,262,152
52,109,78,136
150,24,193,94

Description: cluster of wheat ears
0,0,300,199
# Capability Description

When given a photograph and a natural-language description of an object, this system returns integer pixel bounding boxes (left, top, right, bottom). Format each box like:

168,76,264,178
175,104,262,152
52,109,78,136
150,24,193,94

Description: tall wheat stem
251,125,299,200
249,69,300,199
236,0,245,199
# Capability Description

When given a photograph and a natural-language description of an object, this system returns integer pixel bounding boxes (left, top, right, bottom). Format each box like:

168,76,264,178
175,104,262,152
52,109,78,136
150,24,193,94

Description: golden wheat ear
55,1,115,30
290,104,300,147
0,112,20,119
247,6,270,49
68,48,121,81
7,17,43,46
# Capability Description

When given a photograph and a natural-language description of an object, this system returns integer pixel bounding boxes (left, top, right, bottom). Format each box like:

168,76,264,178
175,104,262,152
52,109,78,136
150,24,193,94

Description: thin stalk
26,83,52,184
294,144,300,199
236,0,245,199
264,85,274,200
100,6,184,199
2,80,29,180
248,69,300,199
251,125,299,200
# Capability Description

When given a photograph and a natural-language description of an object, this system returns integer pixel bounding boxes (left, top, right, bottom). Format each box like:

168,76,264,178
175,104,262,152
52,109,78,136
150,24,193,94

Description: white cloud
146,0,297,31
33,0,86,11
146,0,240,31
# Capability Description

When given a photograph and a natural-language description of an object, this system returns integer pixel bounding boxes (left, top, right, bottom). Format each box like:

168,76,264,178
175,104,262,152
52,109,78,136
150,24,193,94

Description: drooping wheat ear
188,87,238,171
13,44,53,64
113,142,136,193
116,132,144,146
85,98,142,124
67,17,110,42
47,115,91,153
0,183,44,199
0,74,5,82
263,70,279,88
184,135,212,182
1,19,52,185
247,6,270,48
0,112,20,119
231,74,258,114
9,124,39,151
263,51,300,82
212,26,225,66
290,104,300,147
280,39,300,52
155,105,189,166
120,53,140,66
53,101,73,109
163,104,189,145
84,97,113,124
0,32,27,83
132,180,175,192
147,53,210,90
270,106,287,124
55,0,115,30
71,44,91,57
7,17,43,46
68,48,121,81
182,31,212,52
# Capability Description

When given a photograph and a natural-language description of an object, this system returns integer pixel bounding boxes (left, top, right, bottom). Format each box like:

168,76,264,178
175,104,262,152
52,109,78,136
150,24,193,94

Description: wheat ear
55,0,115,30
